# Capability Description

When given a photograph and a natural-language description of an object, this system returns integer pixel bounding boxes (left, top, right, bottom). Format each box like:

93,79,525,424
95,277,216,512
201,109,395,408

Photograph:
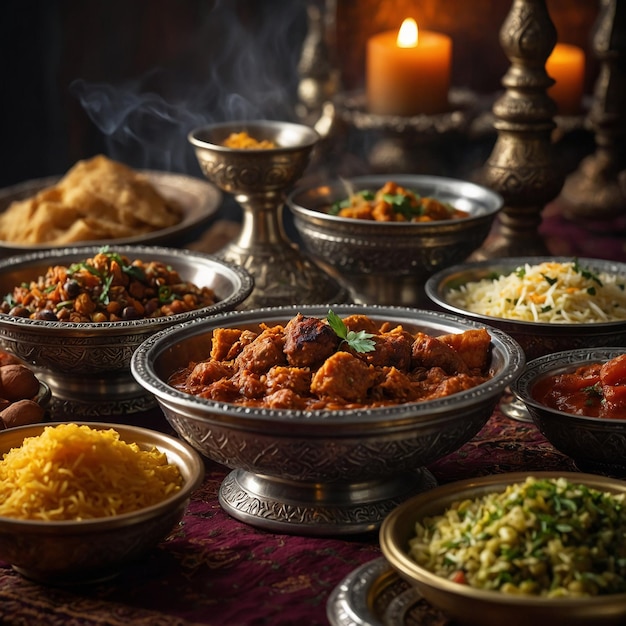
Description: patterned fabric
0,408,574,626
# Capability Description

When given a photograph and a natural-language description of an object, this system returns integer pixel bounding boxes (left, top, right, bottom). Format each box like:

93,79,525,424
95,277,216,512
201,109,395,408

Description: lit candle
366,18,452,116
545,43,585,116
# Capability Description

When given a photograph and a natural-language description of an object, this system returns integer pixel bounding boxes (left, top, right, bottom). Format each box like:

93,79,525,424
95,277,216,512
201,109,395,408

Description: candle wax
546,43,585,116
367,29,452,117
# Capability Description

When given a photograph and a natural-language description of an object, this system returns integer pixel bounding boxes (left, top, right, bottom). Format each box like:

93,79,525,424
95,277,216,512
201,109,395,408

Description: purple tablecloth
0,407,574,626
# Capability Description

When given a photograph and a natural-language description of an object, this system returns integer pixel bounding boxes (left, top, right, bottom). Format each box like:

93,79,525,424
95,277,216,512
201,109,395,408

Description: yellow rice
448,260,626,323
0,423,183,521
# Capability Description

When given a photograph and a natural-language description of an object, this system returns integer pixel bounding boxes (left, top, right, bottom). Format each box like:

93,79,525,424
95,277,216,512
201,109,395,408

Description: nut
0,364,41,401
0,399,45,428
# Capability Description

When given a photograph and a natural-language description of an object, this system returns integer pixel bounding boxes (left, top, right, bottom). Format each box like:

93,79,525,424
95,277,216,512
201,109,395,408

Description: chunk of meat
359,332,412,371
232,369,265,399
600,354,626,417
186,360,233,386
211,328,258,361
283,313,340,367
311,351,378,403
264,388,308,410
265,365,312,397
411,333,469,375
342,314,379,335
234,328,286,373
371,366,417,402
437,328,491,372
198,379,240,402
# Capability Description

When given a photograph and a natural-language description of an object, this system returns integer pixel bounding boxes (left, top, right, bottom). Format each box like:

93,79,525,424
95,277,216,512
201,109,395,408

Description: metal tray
327,557,451,626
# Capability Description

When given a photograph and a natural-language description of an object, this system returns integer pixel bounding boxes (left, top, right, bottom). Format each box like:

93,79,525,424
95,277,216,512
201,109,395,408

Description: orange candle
545,43,585,115
366,18,452,116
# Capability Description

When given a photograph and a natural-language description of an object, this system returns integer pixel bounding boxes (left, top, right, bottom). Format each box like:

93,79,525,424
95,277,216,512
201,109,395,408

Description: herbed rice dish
0,423,183,521
409,476,626,597
447,260,626,323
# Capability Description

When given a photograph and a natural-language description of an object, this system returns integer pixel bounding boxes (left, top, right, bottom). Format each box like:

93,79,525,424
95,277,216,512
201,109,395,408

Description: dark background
1,0,600,189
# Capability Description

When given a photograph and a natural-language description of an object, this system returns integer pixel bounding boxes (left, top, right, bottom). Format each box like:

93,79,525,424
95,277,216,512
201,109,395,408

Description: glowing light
397,18,418,48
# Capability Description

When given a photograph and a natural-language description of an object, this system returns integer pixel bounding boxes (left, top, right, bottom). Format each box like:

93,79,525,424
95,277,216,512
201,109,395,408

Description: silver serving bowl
0,421,204,585
512,348,626,476
0,170,222,255
131,304,524,536
380,471,626,626
286,174,503,306
0,245,253,417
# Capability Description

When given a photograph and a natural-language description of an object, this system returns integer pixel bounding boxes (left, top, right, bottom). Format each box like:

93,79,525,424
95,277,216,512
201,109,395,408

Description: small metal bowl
0,421,204,585
131,304,524,536
380,471,626,626
0,245,253,417
287,174,503,306
511,347,626,476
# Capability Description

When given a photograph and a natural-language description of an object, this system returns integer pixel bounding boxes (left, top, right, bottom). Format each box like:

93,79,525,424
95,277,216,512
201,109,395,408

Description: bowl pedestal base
218,467,437,536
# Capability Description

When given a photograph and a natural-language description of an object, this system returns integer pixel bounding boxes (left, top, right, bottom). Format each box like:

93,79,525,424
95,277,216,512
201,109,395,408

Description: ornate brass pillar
560,0,626,222
478,0,564,257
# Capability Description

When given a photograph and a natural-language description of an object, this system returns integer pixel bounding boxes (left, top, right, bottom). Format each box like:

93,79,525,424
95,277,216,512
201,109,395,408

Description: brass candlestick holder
560,0,626,223
189,120,349,309
477,0,564,258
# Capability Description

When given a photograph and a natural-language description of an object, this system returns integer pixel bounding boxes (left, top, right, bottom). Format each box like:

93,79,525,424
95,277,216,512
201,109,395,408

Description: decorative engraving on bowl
47,393,157,418
296,225,490,278
196,152,311,194
166,409,488,483
219,471,423,526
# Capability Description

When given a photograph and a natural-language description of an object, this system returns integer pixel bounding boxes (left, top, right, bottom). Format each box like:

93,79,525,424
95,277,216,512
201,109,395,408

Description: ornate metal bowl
189,120,349,307
286,174,503,306
380,471,626,626
0,421,204,585
0,245,253,417
512,347,626,477
131,304,525,536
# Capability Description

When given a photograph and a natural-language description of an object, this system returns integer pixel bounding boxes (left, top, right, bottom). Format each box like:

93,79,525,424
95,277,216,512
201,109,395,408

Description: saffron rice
0,423,183,521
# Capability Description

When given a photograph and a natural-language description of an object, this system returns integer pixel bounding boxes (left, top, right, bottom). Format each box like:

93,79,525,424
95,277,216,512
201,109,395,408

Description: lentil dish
531,353,626,419
409,476,626,597
330,180,469,222
168,310,493,410
0,248,218,323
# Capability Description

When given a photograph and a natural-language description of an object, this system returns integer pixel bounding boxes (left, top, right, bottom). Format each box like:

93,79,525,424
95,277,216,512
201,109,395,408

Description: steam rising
70,2,306,174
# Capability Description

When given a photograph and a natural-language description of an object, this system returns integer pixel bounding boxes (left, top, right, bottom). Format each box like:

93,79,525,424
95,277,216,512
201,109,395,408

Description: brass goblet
189,120,349,308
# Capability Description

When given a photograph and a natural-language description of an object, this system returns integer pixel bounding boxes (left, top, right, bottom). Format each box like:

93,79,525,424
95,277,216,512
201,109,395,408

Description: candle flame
397,18,418,48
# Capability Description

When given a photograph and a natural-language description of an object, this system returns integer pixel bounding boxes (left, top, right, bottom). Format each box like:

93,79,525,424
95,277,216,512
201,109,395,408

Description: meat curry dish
169,311,494,410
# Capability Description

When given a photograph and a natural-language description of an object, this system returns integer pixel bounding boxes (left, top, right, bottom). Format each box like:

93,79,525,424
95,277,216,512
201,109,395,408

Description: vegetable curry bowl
380,471,626,626
511,348,626,476
0,245,253,417
131,304,524,536
287,174,503,306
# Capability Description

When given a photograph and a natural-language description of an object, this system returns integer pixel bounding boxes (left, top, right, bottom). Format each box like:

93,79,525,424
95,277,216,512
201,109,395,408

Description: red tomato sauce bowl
511,348,626,476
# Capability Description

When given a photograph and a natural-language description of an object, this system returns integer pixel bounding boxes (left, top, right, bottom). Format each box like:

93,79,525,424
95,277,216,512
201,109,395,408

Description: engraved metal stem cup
188,121,349,308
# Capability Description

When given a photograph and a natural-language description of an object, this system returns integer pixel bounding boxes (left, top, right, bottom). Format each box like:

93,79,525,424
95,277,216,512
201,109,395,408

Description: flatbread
0,155,182,244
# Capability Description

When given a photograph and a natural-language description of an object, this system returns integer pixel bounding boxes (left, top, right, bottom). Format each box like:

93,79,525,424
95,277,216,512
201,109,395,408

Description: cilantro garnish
573,258,603,287
326,309,376,353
